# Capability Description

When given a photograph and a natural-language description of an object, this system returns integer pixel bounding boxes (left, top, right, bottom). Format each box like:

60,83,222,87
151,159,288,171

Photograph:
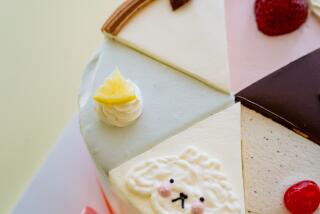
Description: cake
79,0,320,213
236,48,320,214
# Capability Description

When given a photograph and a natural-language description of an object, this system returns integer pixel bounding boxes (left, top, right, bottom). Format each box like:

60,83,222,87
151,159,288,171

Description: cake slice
79,39,233,173
109,103,245,213
102,0,231,93
236,49,320,213
241,106,320,214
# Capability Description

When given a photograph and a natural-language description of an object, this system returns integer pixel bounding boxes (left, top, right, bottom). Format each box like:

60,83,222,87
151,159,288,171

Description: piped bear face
126,147,241,214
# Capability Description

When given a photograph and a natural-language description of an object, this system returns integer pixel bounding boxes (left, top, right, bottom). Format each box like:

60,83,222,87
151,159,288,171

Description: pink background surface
226,0,320,93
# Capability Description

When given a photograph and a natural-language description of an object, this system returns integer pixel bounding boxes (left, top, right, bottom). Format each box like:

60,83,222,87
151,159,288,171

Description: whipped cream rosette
93,68,143,127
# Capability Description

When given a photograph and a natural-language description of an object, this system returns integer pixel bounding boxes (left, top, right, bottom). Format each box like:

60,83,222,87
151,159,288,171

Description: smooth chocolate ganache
236,48,320,145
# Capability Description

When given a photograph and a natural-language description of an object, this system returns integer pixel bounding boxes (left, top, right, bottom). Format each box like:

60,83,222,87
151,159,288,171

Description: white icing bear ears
126,147,224,196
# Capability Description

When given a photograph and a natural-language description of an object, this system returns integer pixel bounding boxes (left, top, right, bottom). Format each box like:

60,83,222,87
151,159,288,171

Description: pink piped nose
191,201,204,214
157,184,172,197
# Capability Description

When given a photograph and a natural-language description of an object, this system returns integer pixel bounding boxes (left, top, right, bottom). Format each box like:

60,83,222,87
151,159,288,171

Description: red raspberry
284,180,320,214
255,0,309,36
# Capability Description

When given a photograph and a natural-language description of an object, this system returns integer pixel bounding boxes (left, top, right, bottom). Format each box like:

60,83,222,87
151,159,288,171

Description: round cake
79,0,320,213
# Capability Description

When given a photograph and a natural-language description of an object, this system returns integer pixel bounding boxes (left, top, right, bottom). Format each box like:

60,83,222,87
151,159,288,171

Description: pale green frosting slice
79,39,233,173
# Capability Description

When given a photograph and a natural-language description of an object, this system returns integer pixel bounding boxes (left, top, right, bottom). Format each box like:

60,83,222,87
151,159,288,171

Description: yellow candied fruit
93,68,136,104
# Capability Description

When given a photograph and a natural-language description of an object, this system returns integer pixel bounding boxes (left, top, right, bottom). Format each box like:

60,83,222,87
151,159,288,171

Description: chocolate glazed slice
236,48,320,145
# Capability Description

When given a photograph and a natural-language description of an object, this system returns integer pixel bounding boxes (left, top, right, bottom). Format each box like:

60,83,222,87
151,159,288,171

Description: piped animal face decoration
126,147,241,214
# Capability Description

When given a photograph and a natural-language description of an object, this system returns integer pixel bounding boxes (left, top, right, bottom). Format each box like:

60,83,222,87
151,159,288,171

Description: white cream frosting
116,0,231,93
311,0,320,18
96,80,143,127
126,147,241,214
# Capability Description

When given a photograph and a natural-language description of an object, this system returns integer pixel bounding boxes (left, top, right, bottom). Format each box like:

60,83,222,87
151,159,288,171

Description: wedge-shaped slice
79,38,233,173
241,106,320,214
109,104,245,214
102,0,231,93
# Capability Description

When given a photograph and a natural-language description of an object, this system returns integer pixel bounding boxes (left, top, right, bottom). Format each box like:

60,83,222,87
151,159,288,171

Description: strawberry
255,0,309,36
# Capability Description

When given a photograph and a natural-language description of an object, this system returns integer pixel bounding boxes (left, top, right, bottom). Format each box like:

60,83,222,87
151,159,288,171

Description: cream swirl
96,80,143,127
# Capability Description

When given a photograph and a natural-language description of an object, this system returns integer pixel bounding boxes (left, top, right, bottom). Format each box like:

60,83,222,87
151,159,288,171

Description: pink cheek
157,184,172,198
191,201,204,214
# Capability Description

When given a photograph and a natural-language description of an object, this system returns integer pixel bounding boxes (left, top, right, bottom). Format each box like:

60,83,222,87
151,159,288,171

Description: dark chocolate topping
170,0,190,11
236,48,320,145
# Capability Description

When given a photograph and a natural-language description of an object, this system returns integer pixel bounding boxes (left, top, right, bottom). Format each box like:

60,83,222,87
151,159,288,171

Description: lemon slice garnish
93,68,136,104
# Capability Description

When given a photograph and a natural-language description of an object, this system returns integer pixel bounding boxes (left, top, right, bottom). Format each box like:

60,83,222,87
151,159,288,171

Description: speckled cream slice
242,106,320,214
